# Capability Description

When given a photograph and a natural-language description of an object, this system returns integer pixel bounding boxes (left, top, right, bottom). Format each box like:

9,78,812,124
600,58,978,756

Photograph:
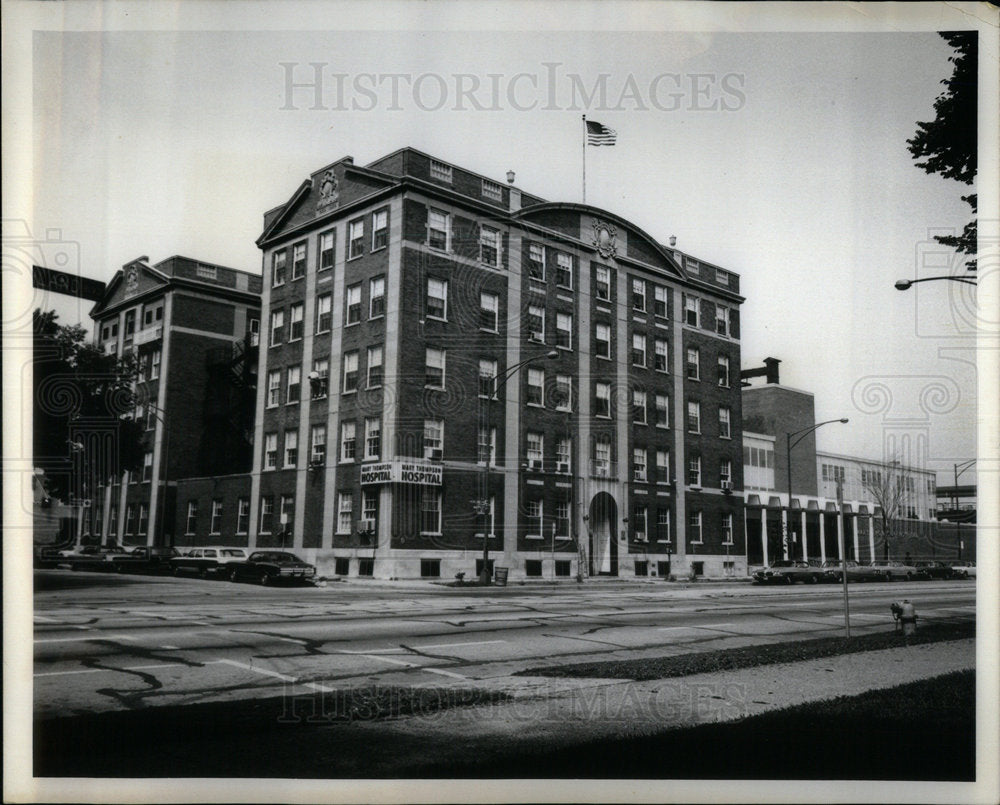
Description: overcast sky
9,2,997,487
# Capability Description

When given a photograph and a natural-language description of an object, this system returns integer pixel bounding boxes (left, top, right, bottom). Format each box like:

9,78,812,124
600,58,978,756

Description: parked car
868,559,925,581
170,547,250,579
913,560,953,580
820,559,882,583
950,560,976,579
110,546,180,574
752,559,826,585
66,544,129,571
227,551,317,586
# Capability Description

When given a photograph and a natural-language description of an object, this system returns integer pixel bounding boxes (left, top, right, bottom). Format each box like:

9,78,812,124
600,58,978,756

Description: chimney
763,357,781,384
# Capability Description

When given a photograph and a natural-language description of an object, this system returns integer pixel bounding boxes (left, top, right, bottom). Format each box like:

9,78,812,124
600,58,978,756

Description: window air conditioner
359,519,376,534
557,462,569,474
429,449,443,461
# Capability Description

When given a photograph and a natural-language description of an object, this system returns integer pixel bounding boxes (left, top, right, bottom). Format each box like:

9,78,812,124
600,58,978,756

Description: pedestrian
905,551,912,564
900,599,917,637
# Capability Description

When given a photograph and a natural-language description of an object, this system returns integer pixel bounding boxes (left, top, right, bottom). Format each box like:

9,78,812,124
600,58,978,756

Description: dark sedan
820,559,882,583
913,560,953,580
227,551,317,585
753,559,826,585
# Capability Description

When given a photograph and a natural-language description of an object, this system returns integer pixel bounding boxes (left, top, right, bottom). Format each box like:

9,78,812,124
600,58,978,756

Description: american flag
586,120,617,146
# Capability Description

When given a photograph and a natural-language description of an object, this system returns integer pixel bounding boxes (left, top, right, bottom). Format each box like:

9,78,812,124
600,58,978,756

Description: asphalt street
33,570,976,720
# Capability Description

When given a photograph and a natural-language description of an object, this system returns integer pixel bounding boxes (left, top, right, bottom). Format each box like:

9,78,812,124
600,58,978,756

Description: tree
907,31,977,271
33,309,145,502
859,459,909,560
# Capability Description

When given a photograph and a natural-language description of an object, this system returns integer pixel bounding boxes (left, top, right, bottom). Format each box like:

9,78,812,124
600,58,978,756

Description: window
358,558,374,576
482,178,503,202
337,492,353,534
556,313,572,349
555,375,572,410
287,304,303,342
526,432,544,467
721,458,732,488
249,318,260,347
124,504,135,535
420,559,442,578
525,559,543,576
291,242,307,280
556,501,570,539
689,511,703,542
655,394,670,427
346,283,361,324
342,351,358,392
137,504,148,536
364,417,381,460
284,429,298,467
654,286,668,318
718,354,731,387
633,504,648,540
632,278,646,311
272,250,286,286
142,451,153,482
367,345,383,388
372,209,388,250
420,488,442,534
316,293,332,333
595,323,611,358
528,244,545,280
270,310,284,346
424,419,443,460
687,400,701,433
286,365,301,404
425,347,446,389
430,160,452,183
633,447,647,482
311,358,329,398
684,295,700,327
595,266,611,300
526,500,543,538
135,402,145,425
185,501,198,535
362,490,378,528
527,305,544,342
686,347,700,380
150,349,161,380
259,496,274,533
557,438,571,472
657,507,671,542
263,432,278,470
137,353,147,383
427,277,447,320
210,499,223,534
655,340,669,373
479,359,497,398
477,426,496,466
722,513,734,544
369,276,385,318
310,424,326,465
480,291,498,331
719,407,732,438
348,218,364,258
632,333,646,366
633,389,647,424
480,226,500,266
656,449,670,484
526,368,544,406
319,230,335,271
556,253,573,288
716,305,729,336
428,209,450,251
108,503,118,536
279,495,294,537
595,382,611,417
341,420,357,461
236,497,250,534
594,439,612,476
476,496,496,539
688,455,702,487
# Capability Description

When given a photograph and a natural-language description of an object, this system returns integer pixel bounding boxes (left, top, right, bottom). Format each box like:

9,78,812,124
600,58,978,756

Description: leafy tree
33,309,145,502
907,31,977,271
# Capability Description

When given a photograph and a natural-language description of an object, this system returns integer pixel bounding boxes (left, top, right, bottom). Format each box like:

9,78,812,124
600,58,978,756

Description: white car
950,561,976,579
170,546,250,578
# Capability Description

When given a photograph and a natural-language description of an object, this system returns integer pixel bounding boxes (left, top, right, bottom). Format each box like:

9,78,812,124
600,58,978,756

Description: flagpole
582,114,587,204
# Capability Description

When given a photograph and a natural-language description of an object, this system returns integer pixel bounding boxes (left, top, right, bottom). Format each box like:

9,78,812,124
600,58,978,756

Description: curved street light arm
895,276,977,290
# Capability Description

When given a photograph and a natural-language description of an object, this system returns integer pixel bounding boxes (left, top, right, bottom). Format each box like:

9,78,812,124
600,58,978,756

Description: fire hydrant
892,599,918,636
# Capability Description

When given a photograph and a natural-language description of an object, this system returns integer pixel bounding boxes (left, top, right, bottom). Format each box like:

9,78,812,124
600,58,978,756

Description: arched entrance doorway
588,491,618,576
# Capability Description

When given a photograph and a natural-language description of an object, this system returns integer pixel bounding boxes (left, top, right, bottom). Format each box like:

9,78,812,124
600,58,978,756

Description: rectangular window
526,368,544,406
526,500,543,538
595,266,611,301
556,501,570,539
633,389,647,424
425,347,445,389
688,455,702,487
310,424,327,465
557,438,571,473
716,305,729,336
632,333,646,367
142,451,153,482
249,318,260,347
264,432,278,470
369,276,386,318
270,310,284,346
633,504,648,541
719,407,732,439
427,277,447,320
420,488,442,534
428,209,450,251
364,417,381,460
556,313,572,349
718,355,731,387
632,278,646,311
259,496,274,533
341,421,356,461
480,291,498,331
319,230,335,271
424,419,443,460
337,492,353,534
684,295,700,327
272,250,286,286
479,359,497,398
137,504,148,536
362,489,378,526
279,495,294,537
430,160,452,183
480,226,500,266
289,303,304,341
686,347,700,380
348,218,364,258
150,349,161,380
124,503,135,535
342,351,358,392
722,513,734,544
689,511,703,542
372,209,388,250
721,458,732,488
311,358,329,398
286,364,301,404
654,286,668,318
687,400,701,433
594,439,611,477
526,432,544,467
656,449,670,484
236,497,250,534
555,374,572,410
316,293,332,333
482,179,503,202
655,394,669,427
595,382,611,417
528,244,545,280
556,253,573,288
654,340,668,373
291,242,307,280
284,429,298,467
419,559,442,578
345,283,362,324
108,503,118,536
633,447,647,482
210,499,223,534
595,323,611,358
527,305,545,342
185,501,197,535
477,426,496,466
367,345,383,388
657,507,671,542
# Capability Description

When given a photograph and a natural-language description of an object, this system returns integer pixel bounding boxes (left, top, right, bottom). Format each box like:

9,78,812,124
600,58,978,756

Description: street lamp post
785,418,849,560
953,459,976,560
477,349,558,586
144,404,172,547
894,276,977,290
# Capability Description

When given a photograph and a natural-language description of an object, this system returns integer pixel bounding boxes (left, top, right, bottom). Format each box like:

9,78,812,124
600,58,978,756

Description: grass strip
515,619,974,680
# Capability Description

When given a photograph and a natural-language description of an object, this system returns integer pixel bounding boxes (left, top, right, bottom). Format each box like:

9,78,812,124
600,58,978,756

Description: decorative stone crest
124,266,139,295
318,169,339,209
592,220,618,259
